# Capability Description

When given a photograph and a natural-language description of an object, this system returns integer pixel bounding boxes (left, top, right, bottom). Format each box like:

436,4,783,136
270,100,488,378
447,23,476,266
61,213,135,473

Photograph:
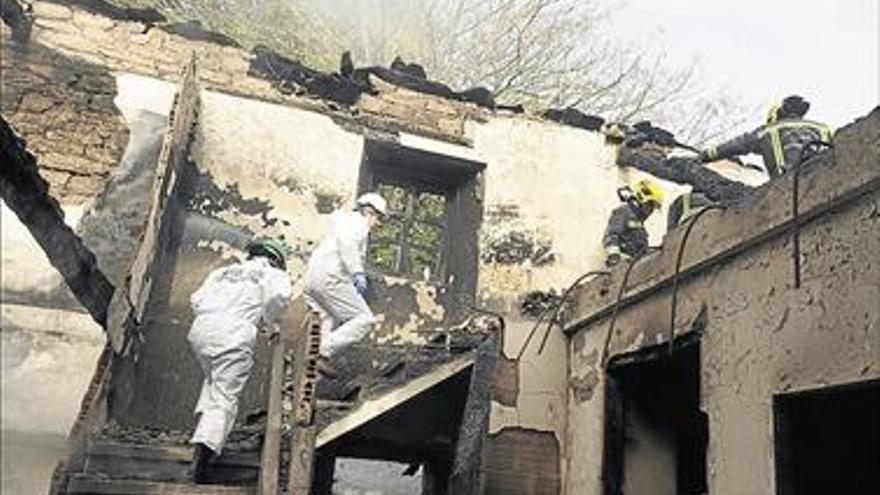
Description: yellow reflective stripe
768,128,785,174
707,146,718,159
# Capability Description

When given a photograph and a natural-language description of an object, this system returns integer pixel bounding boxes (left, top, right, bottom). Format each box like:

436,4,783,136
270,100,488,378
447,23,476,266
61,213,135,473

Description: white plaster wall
193,89,365,279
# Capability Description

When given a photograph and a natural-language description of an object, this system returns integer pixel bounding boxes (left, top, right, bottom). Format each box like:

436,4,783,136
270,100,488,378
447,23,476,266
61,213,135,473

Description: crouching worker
188,238,292,482
603,179,664,266
305,193,387,376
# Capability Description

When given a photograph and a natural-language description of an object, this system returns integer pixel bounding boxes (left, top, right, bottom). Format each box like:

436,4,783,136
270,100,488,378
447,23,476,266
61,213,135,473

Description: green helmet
246,238,288,270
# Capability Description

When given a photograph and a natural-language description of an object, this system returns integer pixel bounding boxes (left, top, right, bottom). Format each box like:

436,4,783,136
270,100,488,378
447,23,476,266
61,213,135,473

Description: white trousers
188,316,255,454
304,272,375,357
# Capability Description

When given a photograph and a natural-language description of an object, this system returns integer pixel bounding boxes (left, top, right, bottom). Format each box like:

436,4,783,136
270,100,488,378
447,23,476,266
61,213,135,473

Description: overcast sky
602,0,878,130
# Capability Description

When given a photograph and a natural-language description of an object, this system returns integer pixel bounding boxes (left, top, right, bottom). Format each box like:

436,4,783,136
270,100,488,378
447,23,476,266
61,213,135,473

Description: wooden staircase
65,439,259,494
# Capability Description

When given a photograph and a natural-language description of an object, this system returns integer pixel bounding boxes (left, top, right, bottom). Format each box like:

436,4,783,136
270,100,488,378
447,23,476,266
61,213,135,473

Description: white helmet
356,192,388,216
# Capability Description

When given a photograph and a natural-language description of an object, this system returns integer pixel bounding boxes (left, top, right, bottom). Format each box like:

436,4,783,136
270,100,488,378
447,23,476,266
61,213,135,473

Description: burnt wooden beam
105,53,200,353
0,115,115,326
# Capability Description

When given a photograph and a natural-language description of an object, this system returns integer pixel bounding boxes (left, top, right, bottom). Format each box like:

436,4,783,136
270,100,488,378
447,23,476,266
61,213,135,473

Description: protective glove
605,252,622,267
352,272,369,296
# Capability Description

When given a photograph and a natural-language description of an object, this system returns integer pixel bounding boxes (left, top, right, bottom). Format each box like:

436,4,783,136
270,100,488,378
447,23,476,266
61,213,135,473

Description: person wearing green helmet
186,237,292,482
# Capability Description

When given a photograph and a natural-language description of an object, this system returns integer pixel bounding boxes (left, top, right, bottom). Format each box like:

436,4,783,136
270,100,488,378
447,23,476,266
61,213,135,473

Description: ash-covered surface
97,416,266,452
520,290,562,318
315,330,491,428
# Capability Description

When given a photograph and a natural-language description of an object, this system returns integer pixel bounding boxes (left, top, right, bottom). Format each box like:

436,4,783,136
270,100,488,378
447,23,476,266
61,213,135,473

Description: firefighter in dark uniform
603,178,664,266
699,95,833,177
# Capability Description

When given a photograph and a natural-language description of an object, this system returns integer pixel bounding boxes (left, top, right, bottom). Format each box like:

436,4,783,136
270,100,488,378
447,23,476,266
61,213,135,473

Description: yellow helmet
632,178,664,207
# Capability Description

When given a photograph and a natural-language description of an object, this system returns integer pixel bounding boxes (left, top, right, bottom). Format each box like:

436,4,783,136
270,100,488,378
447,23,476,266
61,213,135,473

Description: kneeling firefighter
603,178,665,266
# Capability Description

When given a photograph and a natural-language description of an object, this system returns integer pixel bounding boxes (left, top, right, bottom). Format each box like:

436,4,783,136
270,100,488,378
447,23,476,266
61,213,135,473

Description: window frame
357,139,485,318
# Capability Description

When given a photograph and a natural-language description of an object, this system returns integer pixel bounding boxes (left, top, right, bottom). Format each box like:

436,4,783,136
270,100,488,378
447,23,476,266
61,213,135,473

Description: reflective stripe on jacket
706,119,833,178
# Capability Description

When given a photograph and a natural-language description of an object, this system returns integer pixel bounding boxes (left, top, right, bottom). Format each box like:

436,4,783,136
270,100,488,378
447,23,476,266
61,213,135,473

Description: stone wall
565,108,880,494
0,32,128,202
0,0,481,206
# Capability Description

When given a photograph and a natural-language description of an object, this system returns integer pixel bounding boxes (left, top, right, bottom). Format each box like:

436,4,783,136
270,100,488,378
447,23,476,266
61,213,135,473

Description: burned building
564,110,880,494
1,1,877,495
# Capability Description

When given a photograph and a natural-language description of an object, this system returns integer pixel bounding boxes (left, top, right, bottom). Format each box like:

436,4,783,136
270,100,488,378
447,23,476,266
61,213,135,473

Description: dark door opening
604,339,707,495
774,378,880,495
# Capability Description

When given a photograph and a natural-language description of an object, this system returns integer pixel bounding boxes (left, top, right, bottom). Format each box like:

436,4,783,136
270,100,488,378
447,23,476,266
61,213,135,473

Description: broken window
773,378,880,495
604,337,707,495
358,139,484,314
370,182,447,280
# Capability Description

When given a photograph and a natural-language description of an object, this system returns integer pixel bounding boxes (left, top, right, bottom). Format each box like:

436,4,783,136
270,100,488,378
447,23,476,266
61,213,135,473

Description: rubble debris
97,418,265,452
249,45,367,105
520,290,562,318
542,107,605,131
250,45,497,109
628,120,699,153
0,115,115,326
161,20,241,47
481,229,555,266
58,0,165,24
390,55,427,80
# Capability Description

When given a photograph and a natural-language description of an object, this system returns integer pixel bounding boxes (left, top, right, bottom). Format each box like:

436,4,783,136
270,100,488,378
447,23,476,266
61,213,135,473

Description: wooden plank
286,427,316,495
257,336,284,495
67,474,254,494
315,352,476,448
89,441,259,467
105,54,200,353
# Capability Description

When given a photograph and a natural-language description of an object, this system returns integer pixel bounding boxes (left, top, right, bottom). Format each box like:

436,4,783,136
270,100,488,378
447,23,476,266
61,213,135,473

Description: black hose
668,204,726,354
599,249,657,368
515,302,554,361
536,270,611,355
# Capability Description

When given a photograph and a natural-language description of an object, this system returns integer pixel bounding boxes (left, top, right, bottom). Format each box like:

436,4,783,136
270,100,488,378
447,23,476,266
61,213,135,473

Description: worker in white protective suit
304,193,387,375
187,238,292,483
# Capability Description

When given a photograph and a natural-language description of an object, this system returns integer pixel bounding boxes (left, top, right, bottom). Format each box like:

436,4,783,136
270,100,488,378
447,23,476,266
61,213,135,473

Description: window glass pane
372,217,403,242
377,183,407,213
370,242,399,272
410,246,441,280
410,222,444,251
369,182,447,280
415,192,446,223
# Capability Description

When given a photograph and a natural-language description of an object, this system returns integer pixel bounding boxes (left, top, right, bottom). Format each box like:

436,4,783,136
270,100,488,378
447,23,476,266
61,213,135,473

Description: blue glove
352,272,369,296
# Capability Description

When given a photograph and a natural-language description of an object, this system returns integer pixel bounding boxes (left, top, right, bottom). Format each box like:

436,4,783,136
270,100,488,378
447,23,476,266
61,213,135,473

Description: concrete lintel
564,108,880,335
316,352,476,448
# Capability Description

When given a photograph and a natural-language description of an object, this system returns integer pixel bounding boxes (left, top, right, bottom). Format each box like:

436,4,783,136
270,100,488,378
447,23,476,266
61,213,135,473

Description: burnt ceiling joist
0,115,114,326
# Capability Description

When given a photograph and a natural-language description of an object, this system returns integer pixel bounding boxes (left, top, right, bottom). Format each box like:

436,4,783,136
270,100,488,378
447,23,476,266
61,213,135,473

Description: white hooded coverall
304,209,376,357
188,257,292,454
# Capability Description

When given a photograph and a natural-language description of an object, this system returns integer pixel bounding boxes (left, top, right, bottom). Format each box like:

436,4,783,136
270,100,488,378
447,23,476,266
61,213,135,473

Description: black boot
190,442,213,483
